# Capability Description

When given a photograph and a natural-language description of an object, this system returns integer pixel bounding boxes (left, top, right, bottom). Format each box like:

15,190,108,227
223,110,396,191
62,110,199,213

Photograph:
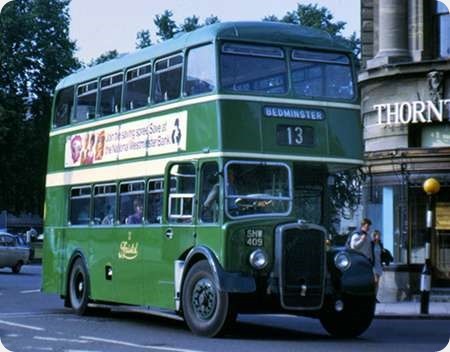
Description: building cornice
358,59,450,84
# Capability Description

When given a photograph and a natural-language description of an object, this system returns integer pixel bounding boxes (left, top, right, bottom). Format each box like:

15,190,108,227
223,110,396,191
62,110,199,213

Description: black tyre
11,261,23,274
319,295,375,338
69,258,90,315
182,260,236,337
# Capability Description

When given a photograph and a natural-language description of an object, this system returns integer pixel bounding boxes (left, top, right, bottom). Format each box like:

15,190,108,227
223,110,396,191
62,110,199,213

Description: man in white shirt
350,218,373,263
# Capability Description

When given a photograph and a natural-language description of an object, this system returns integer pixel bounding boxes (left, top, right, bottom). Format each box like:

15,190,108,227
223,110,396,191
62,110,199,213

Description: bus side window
99,73,123,117
69,186,91,225
125,64,151,111
168,163,196,223
185,44,216,97
153,54,183,104
93,184,117,225
54,86,74,128
147,178,164,224
74,81,98,123
119,181,145,225
200,162,219,223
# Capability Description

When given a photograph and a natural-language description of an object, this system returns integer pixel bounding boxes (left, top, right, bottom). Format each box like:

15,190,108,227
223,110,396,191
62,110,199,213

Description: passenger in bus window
126,199,143,224
102,204,114,225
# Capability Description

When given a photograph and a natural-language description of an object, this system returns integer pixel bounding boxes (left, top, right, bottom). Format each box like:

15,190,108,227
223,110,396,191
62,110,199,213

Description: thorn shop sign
64,111,187,168
374,99,450,125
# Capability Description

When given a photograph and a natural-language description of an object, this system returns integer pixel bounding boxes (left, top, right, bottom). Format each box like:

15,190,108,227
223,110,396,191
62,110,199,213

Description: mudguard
181,245,256,293
328,248,375,296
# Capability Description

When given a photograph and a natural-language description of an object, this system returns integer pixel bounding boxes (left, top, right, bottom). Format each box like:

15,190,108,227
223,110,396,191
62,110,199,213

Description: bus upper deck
47,21,362,181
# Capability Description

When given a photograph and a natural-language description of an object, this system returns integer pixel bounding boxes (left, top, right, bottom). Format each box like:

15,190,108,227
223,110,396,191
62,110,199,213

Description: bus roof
56,21,352,91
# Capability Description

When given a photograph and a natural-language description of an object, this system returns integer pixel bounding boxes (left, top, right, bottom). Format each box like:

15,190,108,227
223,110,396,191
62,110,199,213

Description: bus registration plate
276,125,314,146
245,229,264,247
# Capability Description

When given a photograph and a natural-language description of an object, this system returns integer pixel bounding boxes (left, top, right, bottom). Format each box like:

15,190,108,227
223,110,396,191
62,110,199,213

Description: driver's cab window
225,161,292,218
200,162,219,223
168,163,196,223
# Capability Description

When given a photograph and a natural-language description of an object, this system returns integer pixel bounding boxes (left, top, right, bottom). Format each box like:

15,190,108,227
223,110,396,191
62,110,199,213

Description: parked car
0,232,31,273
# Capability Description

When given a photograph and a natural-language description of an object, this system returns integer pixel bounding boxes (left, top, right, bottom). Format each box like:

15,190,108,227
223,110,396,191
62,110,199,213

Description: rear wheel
319,295,375,338
11,261,23,274
182,260,236,337
69,258,90,315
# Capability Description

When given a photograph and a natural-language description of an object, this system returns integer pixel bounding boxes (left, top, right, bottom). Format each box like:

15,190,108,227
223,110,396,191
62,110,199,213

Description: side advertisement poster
64,111,187,168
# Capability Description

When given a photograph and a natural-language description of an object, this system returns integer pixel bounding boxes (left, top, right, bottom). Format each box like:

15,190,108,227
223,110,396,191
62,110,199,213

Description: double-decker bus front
205,39,375,337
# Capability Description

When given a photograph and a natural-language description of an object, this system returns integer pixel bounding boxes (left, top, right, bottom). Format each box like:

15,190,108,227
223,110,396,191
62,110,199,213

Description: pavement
375,301,450,319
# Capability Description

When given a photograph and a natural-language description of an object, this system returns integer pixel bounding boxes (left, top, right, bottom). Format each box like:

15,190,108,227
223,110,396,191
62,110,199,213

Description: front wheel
68,258,90,315
182,260,236,337
319,295,375,338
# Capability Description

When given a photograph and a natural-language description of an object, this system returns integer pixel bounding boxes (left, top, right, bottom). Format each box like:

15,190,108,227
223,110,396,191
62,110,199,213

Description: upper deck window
99,73,123,117
125,63,151,111
54,86,74,128
220,43,288,94
153,54,183,104
291,49,354,101
74,81,98,123
185,44,216,96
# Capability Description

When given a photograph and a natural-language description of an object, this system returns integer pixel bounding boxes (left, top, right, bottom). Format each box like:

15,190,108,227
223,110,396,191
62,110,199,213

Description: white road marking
4,334,19,338
0,319,45,331
80,336,206,352
20,289,41,294
34,336,90,344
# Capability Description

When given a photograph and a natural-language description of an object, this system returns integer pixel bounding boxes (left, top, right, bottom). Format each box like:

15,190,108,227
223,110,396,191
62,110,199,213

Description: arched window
436,0,450,57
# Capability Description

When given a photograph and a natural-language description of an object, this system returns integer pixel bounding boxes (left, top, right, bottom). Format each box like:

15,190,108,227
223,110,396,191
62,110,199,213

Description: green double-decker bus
43,22,375,338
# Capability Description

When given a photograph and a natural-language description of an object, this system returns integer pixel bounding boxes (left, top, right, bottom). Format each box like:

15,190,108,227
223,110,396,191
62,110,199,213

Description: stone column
367,0,411,68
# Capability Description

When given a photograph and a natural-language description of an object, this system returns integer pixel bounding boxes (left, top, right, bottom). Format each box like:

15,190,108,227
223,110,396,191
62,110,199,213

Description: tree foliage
0,0,79,215
329,170,366,221
136,29,152,49
154,10,178,41
138,11,220,45
180,15,200,32
88,49,120,66
264,3,360,57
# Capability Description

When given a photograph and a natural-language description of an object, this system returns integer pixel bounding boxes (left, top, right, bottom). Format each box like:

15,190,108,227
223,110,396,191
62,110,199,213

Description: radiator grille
278,226,325,309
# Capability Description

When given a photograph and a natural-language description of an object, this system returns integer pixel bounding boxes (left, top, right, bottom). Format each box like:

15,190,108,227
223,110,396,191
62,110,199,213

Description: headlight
334,252,351,271
249,249,268,270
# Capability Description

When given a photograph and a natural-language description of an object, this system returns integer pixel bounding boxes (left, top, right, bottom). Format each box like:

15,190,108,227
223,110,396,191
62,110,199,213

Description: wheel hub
191,278,217,321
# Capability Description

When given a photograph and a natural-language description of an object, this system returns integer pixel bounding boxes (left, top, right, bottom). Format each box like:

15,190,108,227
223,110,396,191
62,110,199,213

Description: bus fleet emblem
118,232,139,260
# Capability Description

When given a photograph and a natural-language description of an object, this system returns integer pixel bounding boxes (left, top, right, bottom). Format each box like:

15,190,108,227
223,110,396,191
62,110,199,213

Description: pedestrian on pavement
350,218,373,263
372,230,384,298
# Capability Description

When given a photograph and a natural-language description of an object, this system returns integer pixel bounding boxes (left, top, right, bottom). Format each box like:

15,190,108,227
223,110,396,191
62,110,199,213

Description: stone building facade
359,0,450,300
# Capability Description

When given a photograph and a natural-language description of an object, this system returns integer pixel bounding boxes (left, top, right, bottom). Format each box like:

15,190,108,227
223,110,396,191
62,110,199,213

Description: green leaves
0,0,78,215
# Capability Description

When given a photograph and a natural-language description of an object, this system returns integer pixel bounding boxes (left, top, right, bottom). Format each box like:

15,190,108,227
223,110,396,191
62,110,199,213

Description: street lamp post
420,178,440,314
